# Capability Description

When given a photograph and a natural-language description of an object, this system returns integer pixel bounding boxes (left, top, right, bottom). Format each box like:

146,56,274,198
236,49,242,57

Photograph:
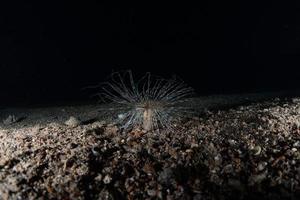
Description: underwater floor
1,93,300,199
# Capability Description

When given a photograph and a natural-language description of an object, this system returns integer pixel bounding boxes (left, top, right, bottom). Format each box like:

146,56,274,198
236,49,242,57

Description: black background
1,1,300,105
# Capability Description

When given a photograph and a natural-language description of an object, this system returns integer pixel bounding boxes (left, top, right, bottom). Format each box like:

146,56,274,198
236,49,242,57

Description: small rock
103,175,112,184
118,113,125,119
65,116,81,127
191,143,199,148
251,146,262,156
258,162,267,171
94,174,102,181
228,139,236,146
294,152,300,160
293,141,300,148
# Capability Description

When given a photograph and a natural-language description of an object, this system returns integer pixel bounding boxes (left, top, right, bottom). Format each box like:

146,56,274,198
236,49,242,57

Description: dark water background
1,1,300,106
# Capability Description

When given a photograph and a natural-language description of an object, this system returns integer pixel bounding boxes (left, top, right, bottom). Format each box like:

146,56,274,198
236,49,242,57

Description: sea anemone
99,70,195,132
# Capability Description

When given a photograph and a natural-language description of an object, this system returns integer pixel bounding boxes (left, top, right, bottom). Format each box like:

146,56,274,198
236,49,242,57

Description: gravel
0,97,300,199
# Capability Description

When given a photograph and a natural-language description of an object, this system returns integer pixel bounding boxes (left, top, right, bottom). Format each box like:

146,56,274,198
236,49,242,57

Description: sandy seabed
0,97,300,200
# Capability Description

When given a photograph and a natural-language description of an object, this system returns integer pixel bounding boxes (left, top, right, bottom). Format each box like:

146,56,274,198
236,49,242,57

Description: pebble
258,162,267,171
252,146,262,156
94,174,102,181
103,175,112,184
65,116,81,127
228,139,236,146
293,141,300,148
